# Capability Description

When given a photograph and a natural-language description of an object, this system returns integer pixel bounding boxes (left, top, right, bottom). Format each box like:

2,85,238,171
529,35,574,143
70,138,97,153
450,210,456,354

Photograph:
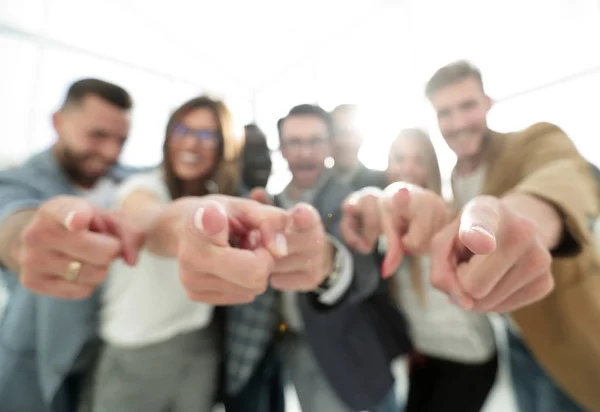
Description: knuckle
20,272,41,290
429,271,443,290
87,266,109,285
462,277,486,299
21,221,44,246
252,277,269,294
510,216,537,244
178,248,213,274
540,274,555,295
69,286,94,300
249,265,269,291
525,274,554,303
106,243,122,261
177,248,194,269
18,248,38,268
524,247,552,275
431,231,444,251
310,271,323,287
179,268,201,292
185,290,205,302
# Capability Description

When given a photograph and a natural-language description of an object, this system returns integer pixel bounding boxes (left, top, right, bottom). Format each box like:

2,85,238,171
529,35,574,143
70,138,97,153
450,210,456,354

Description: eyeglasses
281,137,328,151
171,124,220,148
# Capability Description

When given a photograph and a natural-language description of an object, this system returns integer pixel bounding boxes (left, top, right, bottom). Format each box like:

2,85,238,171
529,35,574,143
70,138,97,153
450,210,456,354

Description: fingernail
275,233,288,256
64,211,76,231
249,231,259,248
194,207,205,232
469,225,495,240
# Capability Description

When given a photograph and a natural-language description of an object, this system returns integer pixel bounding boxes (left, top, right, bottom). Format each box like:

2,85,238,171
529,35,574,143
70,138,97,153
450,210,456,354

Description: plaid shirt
225,170,335,394
225,287,279,394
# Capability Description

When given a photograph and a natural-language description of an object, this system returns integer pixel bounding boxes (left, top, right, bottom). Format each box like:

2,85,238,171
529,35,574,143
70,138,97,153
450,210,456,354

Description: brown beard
58,144,114,187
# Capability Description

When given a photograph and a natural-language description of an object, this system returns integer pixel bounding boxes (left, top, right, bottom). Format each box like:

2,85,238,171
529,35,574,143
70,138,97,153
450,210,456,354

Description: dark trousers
220,343,285,412
406,352,498,412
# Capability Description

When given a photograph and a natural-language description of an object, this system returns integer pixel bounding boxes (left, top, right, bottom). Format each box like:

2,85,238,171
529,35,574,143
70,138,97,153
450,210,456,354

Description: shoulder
362,169,387,189
0,160,48,196
111,164,155,182
118,168,170,202
506,122,572,146
322,177,354,203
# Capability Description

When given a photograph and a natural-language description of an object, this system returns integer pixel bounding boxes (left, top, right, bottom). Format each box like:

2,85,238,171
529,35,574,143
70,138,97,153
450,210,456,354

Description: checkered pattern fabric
225,287,279,395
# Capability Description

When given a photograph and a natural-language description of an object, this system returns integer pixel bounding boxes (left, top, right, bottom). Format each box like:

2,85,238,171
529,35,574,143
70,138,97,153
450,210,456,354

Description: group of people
0,59,599,412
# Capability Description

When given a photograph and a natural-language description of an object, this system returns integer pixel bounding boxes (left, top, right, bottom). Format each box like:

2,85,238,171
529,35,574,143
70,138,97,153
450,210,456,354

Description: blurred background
2,0,600,196
3,1,600,411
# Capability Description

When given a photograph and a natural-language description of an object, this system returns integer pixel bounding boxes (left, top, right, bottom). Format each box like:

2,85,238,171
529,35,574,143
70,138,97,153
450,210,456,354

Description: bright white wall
0,0,254,167
1,0,599,195
255,0,600,193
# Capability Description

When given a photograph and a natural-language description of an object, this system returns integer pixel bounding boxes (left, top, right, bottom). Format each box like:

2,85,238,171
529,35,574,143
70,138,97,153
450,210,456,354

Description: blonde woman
384,128,498,412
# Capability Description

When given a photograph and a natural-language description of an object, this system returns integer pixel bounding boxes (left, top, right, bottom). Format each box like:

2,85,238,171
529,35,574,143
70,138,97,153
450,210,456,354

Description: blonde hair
388,128,443,306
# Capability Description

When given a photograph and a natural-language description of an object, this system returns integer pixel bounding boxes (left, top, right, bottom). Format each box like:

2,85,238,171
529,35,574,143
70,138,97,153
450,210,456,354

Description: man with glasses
234,104,399,412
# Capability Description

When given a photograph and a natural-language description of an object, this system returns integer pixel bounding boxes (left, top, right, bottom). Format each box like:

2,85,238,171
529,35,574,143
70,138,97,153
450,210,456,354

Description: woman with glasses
90,96,242,412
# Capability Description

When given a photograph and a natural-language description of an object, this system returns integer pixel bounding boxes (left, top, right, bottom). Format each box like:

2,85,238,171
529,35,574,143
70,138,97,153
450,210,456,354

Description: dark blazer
274,177,396,411
343,164,413,362
350,163,388,190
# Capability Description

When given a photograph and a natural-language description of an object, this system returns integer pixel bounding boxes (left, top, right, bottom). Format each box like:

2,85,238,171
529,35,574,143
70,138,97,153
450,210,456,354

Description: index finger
340,202,370,253
102,212,146,266
380,190,406,278
249,187,273,205
430,219,475,310
226,197,289,258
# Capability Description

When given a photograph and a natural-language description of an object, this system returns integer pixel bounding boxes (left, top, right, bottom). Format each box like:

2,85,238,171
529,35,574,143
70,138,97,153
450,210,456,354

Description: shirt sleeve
509,122,599,256
317,235,354,305
0,168,44,226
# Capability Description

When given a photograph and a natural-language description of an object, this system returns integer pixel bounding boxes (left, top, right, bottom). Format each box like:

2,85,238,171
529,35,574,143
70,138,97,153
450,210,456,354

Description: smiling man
0,79,142,412
425,60,600,412
267,104,400,412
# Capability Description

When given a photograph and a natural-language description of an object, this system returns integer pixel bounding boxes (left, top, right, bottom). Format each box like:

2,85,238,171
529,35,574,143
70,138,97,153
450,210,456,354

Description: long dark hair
162,96,243,199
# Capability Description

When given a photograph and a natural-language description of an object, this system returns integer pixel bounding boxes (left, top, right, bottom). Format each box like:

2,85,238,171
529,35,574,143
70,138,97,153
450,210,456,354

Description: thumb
101,212,146,266
41,196,95,232
249,187,273,205
459,195,499,255
192,200,229,247
289,203,320,233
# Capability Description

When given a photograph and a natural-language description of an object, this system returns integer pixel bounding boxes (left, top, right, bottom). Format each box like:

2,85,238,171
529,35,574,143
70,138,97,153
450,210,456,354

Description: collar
279,168,333,208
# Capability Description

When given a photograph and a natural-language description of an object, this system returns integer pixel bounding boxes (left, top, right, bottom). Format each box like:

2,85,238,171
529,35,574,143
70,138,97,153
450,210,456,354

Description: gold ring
64,261,82,281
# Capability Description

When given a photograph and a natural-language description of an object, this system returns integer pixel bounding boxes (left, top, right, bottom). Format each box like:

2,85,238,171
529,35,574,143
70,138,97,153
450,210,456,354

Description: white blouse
100,169,214,347
381,239,496,363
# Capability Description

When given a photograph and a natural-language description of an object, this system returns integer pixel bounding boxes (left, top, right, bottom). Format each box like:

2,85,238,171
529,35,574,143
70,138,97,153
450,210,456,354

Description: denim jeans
507,330,584,412
375,385,403,412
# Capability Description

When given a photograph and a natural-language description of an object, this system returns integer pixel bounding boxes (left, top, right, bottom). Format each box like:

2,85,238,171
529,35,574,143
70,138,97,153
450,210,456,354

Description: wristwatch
313,243,342,295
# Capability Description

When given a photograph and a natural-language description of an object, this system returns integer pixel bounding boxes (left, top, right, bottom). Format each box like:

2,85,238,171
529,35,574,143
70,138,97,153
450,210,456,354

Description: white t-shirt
99,169,214,347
